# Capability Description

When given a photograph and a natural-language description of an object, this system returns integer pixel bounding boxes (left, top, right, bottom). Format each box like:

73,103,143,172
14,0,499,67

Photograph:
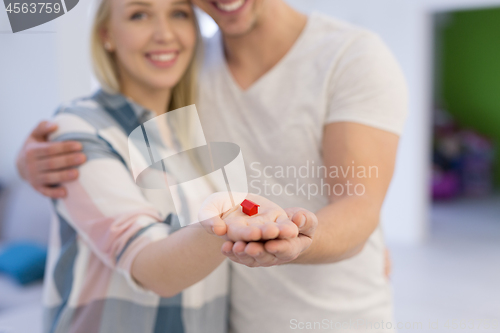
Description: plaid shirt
43,89,229,333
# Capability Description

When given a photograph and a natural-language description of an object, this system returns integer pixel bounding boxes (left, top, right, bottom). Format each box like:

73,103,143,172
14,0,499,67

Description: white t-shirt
197,12,408,333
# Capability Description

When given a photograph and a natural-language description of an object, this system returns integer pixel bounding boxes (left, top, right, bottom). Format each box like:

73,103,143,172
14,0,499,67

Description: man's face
191,0,266,37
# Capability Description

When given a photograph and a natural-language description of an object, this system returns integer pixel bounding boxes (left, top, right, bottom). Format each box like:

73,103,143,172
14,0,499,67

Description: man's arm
16,121,85,198
291,121,399,264
219,122,398,266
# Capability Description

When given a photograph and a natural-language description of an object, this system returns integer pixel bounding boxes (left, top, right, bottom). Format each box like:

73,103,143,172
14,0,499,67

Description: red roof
241,199,259,209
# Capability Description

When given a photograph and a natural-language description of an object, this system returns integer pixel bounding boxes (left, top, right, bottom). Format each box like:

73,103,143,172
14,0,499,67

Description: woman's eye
130,12,147,20
172,10,189,19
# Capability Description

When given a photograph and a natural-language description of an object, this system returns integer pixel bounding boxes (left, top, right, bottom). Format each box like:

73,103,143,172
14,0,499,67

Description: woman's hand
16,120,86,198
221,207,318,267
198,193,319,267
198,193,299,242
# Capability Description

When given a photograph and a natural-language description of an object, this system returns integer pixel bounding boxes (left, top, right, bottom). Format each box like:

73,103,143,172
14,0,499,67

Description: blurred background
0,0,499,332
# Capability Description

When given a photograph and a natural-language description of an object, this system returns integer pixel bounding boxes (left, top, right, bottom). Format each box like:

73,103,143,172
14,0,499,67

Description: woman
39,0,302,332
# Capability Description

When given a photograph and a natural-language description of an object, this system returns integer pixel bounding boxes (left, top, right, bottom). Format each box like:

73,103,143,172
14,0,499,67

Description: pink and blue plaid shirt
43,90,229,333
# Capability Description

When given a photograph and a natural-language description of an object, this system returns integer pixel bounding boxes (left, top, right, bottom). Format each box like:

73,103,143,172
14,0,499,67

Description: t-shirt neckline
219,12,317,94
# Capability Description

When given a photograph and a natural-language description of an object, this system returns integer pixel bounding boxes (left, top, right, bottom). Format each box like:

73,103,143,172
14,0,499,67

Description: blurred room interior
1,0,499,332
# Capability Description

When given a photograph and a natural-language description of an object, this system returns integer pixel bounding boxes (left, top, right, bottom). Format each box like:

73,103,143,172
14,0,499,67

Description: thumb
289,209,318,237
200,215,227,237
198,192,234,236
32,121,57,141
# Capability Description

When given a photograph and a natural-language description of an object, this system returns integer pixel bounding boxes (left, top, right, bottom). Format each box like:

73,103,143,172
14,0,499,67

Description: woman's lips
145,51,179,68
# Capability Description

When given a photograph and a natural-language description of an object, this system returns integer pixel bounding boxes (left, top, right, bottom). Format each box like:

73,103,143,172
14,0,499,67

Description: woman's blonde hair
90,0,201,112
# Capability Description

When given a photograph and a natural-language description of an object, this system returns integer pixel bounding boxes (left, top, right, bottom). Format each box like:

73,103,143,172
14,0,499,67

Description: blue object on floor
0,242,47,285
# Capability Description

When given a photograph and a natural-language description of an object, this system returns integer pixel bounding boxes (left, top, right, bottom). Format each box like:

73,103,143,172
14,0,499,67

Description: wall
0,12,59,242
437,7,500,186
0,1,93,243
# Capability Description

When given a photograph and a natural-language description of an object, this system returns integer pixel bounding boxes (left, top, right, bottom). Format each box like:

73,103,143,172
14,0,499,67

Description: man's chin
218,19,257,38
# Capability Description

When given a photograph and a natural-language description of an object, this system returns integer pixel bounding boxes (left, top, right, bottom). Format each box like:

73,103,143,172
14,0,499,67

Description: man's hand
16,121,86,198
220,207,318,267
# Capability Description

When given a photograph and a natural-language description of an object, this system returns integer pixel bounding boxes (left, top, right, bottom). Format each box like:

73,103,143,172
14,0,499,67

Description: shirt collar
93,88,156,124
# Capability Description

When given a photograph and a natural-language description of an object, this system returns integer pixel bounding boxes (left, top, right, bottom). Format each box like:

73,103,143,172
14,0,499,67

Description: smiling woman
90,0,200,113
38,0,232,332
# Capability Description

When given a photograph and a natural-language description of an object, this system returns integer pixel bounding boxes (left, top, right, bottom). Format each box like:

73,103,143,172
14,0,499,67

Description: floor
389,195,500,332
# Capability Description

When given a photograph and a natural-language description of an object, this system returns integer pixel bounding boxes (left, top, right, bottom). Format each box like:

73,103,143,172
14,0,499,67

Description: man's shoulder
307,12,387,56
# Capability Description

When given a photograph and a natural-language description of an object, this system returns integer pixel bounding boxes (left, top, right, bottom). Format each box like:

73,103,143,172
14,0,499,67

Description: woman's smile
145,50,179,68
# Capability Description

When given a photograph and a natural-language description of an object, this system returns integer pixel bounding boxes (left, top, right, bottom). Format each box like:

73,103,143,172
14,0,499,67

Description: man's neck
222,1,307,90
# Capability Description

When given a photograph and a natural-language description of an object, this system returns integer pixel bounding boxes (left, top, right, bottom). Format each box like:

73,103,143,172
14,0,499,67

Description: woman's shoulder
54,90,110,121
49,90,113,142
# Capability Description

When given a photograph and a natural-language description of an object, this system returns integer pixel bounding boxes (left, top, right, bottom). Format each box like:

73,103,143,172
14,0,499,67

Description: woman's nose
152,18,176,44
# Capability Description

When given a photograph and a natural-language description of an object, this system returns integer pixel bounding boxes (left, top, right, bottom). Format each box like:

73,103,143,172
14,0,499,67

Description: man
17,0,407,331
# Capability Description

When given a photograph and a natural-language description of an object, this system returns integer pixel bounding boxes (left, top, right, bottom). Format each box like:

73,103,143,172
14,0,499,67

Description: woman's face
104,0,196,92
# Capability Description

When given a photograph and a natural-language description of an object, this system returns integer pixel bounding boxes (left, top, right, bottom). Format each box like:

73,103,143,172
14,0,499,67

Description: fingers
30,141,83,159
221,237,307,267
198,192,238,237
244,242,279,266
224,211,296,242
25,141,83,187
238,210,287,240
222,241,258,267
226,217,262,242
36,152,86,172
264,238,298,261
200,215,227,237
227,241,279,267
264,234,313,262
36,185,68,199
286,208,318,237
36,169,79,186
31,121,58,140
259,222,280,240
275,214,299,239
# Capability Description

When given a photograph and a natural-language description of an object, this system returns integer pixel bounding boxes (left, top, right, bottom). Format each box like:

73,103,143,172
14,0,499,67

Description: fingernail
68,169,78,178
299,215,306,228
211,226,216,234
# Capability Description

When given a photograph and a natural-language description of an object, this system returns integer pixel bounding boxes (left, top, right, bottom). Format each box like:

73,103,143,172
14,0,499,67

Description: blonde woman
34,0,315,332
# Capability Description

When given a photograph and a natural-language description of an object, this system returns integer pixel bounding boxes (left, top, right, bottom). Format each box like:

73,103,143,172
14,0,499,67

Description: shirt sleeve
49,111,171,292
325,32,409,136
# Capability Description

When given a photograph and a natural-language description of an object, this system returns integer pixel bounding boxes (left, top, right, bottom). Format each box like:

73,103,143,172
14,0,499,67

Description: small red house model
240,199,260,216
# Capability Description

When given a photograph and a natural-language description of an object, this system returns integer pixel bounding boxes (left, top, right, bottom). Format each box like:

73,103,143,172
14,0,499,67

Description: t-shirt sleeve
325,32,409,135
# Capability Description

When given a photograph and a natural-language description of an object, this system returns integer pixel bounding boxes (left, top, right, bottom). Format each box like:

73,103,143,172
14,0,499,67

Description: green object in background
435,7,500,187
